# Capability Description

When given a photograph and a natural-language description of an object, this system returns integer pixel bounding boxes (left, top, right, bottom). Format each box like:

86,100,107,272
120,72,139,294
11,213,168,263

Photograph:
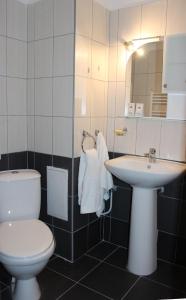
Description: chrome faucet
144,148,156,163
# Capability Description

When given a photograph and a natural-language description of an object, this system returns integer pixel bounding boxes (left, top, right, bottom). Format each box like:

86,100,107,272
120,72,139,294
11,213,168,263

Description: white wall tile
27,79,35,116
35,38,53,78
53,76,73,117
0,36,6,76
115,82,126,117
27,116,35,151
166,0,186,35
76,0,92,38
75,77,91,117
0,116,7,154
117,45,127,82
91,79,107,117
141,0,167,38
0,0,6,36
108,46,118,81
107,82,116,117
118,6,141,42
35,78,52,116
54,0,74,36
90,117,107,138
109,10,118,46
107,117,115,152
114,117,137,154
28,42,35,78
93,1,108,45
54,35,74,76
160,120,186,161
0,77,7,115
75,35,91,77
92,41,108,81
35,116,52,154
7,78,27,115
27,3,35,42
7,38,27,78
8,116,27,153
7,0,27,41
136,119,161,156
35,0,53,40
74,117,91,157
53,117,73,157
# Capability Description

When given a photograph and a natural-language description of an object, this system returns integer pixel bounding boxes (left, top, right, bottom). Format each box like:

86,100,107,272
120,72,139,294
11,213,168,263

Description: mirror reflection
126,41,167,118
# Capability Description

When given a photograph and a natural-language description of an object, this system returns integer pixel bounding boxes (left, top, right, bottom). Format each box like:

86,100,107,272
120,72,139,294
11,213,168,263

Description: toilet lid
0,219,54,258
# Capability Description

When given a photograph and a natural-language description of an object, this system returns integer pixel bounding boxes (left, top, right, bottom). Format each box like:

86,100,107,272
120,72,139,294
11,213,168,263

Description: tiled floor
1,241,186,300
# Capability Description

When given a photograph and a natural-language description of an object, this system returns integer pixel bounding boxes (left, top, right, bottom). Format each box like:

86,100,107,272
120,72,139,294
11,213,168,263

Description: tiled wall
107,0,186,162
27,0,104,262
74,0,109,157
0,0,27,155
104,0,186,267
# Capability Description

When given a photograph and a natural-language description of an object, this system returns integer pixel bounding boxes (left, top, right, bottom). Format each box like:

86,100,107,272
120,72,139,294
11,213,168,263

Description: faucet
144,148,156,163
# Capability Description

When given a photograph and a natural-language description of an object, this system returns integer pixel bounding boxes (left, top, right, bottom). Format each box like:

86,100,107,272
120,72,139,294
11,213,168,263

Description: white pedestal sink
105,155,186,276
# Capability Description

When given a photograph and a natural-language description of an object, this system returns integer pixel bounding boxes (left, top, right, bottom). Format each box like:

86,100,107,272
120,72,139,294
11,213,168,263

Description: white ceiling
18,0,155,10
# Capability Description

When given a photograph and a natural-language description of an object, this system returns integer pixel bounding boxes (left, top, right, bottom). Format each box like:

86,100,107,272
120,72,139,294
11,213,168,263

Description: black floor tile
80,262,138,300
147,260,186,292
38,268,74,300
105,247,128,270
48,255,100,282
59,284,110,300
87,241,118,260
123,278,186,300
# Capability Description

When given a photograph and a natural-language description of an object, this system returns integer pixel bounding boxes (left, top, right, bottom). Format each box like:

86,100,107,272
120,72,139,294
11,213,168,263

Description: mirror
125,40,168,118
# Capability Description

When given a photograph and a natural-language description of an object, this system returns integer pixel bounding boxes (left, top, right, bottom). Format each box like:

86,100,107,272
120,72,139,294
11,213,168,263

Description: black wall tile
27,151,35,169
35,152,52,188
39,188,53,226
9,151,27,169
73,226,88,260
158,195,180,235
103,216,111,242
53,227,72,261
112,187,132,222
73,157,80,196
163,175,184,200
157,232,177,263
73,196,89,231
0,154,9,171
110,218,129,248
178,200,186,238
87,219,102,250
175,237,186,267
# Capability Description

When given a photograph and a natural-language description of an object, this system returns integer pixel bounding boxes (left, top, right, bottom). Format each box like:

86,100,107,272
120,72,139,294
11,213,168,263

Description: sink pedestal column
127,187,158,276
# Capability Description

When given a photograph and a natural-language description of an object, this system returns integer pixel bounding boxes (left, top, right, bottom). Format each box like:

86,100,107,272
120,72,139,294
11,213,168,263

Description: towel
96,132,113,216
78,149,102,214
78,133,113,217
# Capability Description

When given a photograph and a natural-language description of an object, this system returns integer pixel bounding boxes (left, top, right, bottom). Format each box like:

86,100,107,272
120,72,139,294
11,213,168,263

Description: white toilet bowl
0,219,55,300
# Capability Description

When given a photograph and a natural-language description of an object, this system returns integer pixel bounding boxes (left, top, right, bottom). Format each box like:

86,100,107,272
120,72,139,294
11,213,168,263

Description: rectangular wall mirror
125,34,186,120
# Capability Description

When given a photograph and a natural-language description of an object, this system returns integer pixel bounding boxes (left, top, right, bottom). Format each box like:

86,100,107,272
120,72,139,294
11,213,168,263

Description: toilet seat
0,219,54,265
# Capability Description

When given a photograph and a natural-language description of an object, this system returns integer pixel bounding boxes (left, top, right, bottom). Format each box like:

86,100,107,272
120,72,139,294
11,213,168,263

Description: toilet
0,169,55,300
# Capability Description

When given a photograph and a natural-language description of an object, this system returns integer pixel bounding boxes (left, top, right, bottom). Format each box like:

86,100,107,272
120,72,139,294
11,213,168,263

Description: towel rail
81,130,96,153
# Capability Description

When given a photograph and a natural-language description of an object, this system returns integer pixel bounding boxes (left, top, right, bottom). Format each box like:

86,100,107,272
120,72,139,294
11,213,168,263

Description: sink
105,155,186,276
105,155,186,188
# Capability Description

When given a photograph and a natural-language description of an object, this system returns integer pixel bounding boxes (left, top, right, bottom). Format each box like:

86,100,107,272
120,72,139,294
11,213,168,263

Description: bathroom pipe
100,186,117,216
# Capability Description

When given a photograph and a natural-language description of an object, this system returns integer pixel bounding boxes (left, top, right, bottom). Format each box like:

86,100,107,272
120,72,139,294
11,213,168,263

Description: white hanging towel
96,132,113,217
78,149,103,214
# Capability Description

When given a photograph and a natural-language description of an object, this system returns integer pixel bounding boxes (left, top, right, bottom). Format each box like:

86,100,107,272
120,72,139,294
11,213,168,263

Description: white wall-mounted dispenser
47,166,68,221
